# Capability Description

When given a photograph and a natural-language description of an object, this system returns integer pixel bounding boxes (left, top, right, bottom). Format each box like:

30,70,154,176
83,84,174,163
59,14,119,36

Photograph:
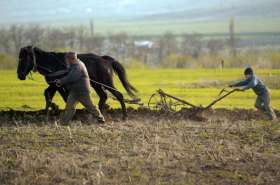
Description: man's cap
244,67,254,75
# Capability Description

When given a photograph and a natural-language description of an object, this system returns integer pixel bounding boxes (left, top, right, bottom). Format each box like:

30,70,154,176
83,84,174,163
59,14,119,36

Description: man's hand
55,79,62,87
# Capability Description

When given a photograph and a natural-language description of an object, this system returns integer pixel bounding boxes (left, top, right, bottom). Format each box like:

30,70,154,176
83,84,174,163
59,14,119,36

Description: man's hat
244,67,254,75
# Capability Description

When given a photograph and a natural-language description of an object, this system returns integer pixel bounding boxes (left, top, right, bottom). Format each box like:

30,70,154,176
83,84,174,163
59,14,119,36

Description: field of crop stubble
0,68,280,185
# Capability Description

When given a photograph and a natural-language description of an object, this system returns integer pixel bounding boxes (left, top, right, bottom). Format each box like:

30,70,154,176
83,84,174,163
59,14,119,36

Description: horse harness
27,47,120,92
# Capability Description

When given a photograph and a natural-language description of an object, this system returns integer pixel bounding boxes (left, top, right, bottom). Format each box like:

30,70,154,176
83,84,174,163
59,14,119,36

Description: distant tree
108,32,128,60
229,17,236,57
77,26,86,51
159,32,177,55
24,25,44,46
84,34,104,53
157,32,177,64
207,39,224,55
44,28,69,49
89,19,94,38
61,27,76,49
181,33,202,58
0,28,12,54
10,25,25,54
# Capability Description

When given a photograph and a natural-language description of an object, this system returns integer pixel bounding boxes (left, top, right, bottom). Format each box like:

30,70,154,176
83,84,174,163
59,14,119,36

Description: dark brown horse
17,46,137,119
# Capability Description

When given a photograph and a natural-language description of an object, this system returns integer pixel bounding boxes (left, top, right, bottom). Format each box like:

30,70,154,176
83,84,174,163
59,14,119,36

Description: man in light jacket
56,52,105,124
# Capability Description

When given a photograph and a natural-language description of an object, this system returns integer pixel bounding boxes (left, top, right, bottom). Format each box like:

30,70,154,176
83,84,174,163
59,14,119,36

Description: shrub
269,51,280,68
0,54,17,69
124,58,147,69
161,54,193,68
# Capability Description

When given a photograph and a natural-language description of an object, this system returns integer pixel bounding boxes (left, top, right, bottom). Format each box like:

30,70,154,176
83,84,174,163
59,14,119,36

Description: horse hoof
51,103,59,112
104,104,110,110
122,116,128,121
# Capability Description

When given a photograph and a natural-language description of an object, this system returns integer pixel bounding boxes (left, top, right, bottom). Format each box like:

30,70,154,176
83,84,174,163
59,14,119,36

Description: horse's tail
102,55,137,97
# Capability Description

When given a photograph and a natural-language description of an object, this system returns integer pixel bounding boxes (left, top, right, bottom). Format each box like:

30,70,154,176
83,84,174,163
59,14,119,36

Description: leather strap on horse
29,46,52,73
30,46,38,72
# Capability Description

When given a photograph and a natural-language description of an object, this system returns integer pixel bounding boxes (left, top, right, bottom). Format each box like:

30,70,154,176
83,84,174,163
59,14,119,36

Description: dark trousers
61,93,104,124
255,92,276,120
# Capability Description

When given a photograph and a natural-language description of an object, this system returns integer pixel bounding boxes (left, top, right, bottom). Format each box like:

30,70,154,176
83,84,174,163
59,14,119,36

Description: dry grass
0,109,280,185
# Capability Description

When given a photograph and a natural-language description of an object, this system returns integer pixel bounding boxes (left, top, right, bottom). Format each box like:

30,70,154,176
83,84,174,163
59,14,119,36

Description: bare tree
84,34,104,53
0,28,12,54
156,32,177,64
77,26,86,51
207,39,224,55
229,17,236,57
108,32,128,60
10,25,25,54
24,25,44,46
181,33,202,58
159,32,177,56
63,27,76,49
89,19,94,38
45,28,70,49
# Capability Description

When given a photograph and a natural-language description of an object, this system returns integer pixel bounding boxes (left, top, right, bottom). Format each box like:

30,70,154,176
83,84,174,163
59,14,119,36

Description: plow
112,87,240,115
147,88,239,113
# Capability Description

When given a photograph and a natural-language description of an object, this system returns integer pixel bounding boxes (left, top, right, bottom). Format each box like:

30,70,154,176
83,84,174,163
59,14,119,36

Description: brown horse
17,46,137,119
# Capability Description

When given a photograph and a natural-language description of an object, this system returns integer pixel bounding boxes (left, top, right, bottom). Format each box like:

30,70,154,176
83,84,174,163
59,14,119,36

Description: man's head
65,51,78,64
244,67,254,79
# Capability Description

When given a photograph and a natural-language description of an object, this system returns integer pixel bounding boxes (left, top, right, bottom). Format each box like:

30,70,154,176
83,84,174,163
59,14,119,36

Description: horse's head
17,46,35,80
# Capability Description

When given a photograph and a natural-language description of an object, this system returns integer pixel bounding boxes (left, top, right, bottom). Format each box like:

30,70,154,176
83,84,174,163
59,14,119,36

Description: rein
46,78,120,92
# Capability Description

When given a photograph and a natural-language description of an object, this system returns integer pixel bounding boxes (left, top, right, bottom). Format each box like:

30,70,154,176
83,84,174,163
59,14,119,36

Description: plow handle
204,88,237,109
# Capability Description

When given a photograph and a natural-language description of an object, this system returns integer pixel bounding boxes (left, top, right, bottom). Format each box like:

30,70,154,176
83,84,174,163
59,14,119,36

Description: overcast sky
0,0,279,24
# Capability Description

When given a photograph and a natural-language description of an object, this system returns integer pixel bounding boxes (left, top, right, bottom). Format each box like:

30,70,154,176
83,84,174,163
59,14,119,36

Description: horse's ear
19,47,27,56
20,46,28,52
24,46,33,54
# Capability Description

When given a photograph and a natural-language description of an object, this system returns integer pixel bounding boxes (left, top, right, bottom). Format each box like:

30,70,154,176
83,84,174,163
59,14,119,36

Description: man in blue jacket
229,67,277,120
55,52,105,124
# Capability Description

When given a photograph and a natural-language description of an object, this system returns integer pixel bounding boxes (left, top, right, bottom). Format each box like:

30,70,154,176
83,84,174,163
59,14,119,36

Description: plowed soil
0,108,278,124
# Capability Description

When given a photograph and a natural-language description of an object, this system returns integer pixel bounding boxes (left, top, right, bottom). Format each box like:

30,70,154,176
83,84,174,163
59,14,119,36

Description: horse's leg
44,85,56,113
44,85,57,113
92,83,108,112
106,85,127,120
57,87,69,103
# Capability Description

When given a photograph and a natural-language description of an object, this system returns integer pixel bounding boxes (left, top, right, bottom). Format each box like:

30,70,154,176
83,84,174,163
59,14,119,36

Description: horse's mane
33,47,67,73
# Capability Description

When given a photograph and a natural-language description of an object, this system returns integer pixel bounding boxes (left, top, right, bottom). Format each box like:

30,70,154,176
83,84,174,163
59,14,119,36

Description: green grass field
0,68,280,110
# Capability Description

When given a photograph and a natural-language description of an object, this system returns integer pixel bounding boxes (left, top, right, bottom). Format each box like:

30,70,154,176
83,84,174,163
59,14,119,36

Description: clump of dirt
0,108,278,124
180,107,279,122
202,108,268,121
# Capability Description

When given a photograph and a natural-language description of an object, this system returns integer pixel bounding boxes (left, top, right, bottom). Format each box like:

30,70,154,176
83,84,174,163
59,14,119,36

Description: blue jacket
231,75,268,95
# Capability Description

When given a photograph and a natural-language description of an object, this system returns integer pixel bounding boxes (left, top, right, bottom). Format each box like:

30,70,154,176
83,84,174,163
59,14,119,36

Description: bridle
28,46,53,74
22,46,66,82
30,46,38,72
